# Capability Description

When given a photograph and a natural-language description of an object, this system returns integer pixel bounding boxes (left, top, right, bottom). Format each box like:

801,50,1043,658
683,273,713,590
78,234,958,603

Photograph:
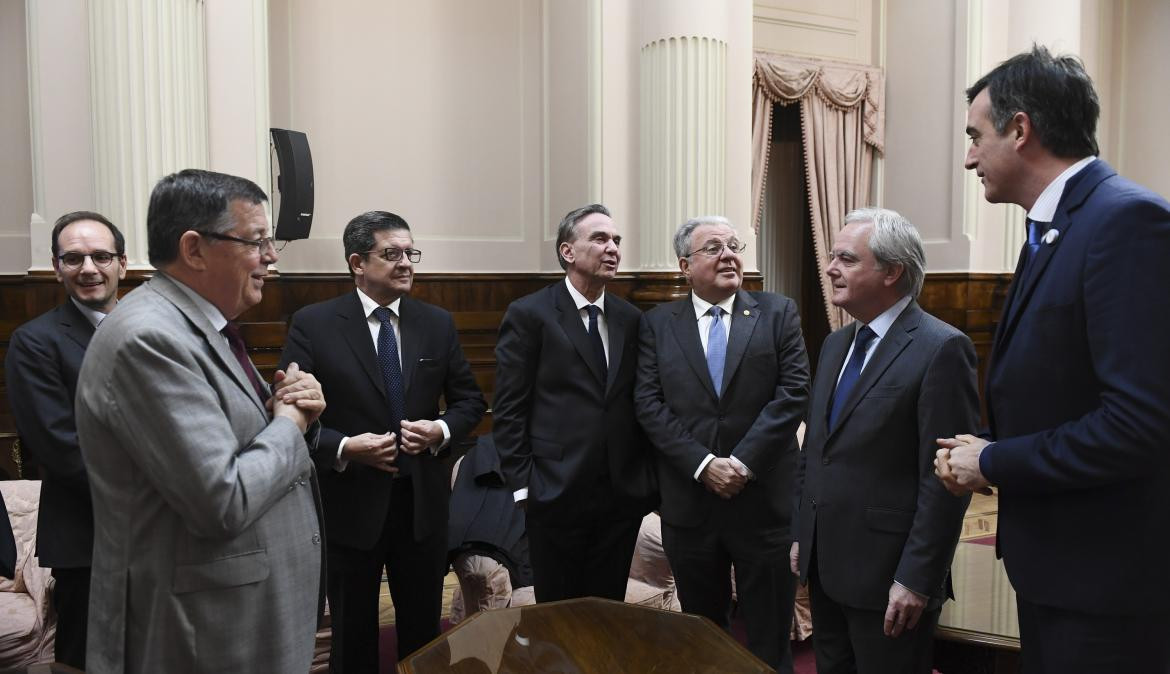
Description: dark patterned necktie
373,307,411,476
221,322,267,401
828,325,876,428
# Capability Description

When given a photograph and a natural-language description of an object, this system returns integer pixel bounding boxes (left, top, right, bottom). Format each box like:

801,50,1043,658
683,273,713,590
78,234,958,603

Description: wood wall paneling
0,271,1001,479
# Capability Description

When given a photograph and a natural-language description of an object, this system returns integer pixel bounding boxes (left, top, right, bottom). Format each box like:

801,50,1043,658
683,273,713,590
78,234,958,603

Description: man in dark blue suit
279,211,486,669
5,211,127,669
636,216,809,672
937,46,1170,673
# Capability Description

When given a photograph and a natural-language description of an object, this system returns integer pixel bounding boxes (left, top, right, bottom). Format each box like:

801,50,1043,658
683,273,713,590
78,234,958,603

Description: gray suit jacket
794,301,979,611
76,272,323,674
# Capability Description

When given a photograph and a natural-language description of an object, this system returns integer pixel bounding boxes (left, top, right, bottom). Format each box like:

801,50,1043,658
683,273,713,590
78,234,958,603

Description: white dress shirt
690,293,755,482
71,297,110,328
334,288,450,470
1028,156,1095,223
834,294,913,386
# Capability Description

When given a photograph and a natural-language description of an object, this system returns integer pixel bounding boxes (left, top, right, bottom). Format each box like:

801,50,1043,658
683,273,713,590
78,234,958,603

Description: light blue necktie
706,306,726,397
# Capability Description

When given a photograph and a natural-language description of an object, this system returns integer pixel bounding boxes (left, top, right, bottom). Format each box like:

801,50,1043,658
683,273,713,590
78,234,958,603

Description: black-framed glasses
364,247,422,263
687,240,747,258
199,231,278,254
57,251,123,270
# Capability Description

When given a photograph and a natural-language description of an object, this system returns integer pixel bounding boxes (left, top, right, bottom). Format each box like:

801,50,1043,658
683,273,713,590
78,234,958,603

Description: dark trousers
51,566,90,670
662,521,796,673
526,481,641,603
1017,597,1170,674
808,569,937,674
327,480,447,672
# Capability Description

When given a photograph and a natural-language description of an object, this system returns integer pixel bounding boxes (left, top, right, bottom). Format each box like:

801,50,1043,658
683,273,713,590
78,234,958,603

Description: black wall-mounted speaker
269,128,314,241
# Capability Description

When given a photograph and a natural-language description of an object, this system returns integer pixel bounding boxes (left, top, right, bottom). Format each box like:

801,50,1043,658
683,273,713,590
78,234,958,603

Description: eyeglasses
687,240,747,258
57,251,123,270
364,247,422,263
199,231,279,254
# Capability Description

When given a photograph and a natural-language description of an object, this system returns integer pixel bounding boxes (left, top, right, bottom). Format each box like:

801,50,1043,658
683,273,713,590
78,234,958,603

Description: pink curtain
751,51,885,330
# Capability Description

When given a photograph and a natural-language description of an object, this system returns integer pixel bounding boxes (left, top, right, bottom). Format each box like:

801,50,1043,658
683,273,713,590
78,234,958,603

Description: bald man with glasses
5,210,127,669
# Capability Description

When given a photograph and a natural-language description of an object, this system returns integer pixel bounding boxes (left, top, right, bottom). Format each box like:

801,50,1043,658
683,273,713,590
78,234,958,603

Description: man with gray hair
636,215,809,671
76,169,326,673
790,208,979,673
494,204,656,603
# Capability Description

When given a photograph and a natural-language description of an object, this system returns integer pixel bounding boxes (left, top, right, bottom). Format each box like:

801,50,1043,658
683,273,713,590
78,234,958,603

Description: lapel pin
1043,229,1060,245
743,309,750,316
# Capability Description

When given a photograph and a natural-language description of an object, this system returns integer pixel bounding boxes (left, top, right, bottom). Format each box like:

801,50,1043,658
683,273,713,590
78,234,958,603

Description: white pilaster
638,34,727,270
89,0,209,266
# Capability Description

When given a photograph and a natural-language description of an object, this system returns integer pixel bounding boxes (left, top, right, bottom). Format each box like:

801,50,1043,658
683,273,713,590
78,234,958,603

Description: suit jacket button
822,457,830,465
312,533,321,544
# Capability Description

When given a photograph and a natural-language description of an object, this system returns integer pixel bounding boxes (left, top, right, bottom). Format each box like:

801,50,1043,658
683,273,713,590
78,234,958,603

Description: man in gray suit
790,208,979,673
76,169,327,673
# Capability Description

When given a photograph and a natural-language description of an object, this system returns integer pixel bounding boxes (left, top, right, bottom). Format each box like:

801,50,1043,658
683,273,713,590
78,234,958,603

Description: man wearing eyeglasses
5,210,126,669
635,216,810,672
75,169,327,673
279,210,486,670
493,204,656,605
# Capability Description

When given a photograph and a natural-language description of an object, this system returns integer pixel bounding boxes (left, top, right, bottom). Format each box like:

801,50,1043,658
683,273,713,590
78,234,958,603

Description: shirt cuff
513,488,529,502
693,454,717,481
729,455,755,480
431,419,451,455
334,436,350,472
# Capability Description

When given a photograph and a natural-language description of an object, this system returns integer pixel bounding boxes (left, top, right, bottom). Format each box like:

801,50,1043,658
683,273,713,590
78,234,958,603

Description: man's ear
883,262,905,288
559,241,574,266
1010,111,1033,149
51,256,64,283
348,252,365,277
678,256,691,279
177,230,208,271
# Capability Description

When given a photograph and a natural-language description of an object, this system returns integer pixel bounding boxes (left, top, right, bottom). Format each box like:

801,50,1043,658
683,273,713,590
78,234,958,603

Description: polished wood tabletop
938,541,1020,650
399,597,772,673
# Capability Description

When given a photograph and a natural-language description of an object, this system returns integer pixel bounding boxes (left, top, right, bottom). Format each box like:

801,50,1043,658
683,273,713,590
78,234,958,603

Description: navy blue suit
5,300,97,668
980,159,1170,668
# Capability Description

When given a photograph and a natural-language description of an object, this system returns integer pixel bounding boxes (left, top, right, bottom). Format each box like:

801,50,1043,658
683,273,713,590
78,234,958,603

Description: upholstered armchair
0,480,55,667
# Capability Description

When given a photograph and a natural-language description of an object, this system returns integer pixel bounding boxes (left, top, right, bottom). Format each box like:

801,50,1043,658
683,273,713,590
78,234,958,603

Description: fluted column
636,0,748,271
89,0,209,265
639,36,726,269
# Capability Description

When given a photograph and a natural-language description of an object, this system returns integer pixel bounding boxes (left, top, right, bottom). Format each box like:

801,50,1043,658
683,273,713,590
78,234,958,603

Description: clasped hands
341,420,445,475
933,434,994,496
270,362,326,432
700,457,749,499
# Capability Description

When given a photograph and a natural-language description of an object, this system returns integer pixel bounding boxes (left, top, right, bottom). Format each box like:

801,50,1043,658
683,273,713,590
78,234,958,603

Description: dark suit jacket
493,281,656,523
4,300,95,568
279,290,486,548
794,301,979,611
635,290,809,530
980,159,1170,615
448,434,532,588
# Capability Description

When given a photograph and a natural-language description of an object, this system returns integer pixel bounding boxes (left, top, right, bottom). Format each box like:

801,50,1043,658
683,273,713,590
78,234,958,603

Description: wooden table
399,597,772,673
934,541,1021,673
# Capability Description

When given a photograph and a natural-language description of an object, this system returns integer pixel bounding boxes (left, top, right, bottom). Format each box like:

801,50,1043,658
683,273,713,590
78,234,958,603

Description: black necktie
828,325,876,429
373,307,411,476
222,322,267,402
585,304,607,382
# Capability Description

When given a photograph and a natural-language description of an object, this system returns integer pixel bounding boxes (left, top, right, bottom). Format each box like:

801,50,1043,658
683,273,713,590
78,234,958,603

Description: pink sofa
0,480,55,668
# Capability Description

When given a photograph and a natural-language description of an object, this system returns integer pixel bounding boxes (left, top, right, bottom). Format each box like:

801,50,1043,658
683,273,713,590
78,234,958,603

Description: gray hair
843,207,926,298
673,216,735,259
555,204,611,270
